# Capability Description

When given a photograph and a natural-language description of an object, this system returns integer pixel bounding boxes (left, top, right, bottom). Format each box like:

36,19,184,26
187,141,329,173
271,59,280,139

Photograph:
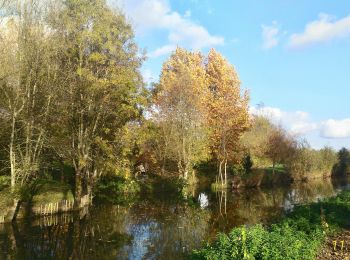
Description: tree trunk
11,200,21,221
86,169,96,200
224,191,227,214
184,170,188,180
74,169,82,209
224,158,228,187
10,114,16,190
219,160,224,186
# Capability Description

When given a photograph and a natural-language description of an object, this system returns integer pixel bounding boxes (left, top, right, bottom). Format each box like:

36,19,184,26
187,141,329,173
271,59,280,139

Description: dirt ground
318,230,350,260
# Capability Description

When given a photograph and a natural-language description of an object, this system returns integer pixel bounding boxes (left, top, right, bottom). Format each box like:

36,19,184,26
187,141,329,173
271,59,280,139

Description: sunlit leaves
206,49,250,171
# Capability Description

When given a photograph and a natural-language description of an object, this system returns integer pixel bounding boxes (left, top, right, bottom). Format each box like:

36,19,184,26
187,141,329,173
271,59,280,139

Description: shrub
94,175,141,204
191,190,350,260
242,154,253,174
0,175,10,190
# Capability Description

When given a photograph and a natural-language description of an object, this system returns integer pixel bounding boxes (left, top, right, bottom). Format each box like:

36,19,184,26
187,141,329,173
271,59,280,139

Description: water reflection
198,193,209,209
1,177,349,259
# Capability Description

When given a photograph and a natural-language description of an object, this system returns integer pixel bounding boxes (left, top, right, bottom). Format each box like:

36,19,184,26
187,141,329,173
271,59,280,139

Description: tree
0,0,60,189
241,115,276,168
206,49,250,187
49,0,145,207
334,148,350,176
242,153,253,174
154,47,209,180
317,146,337,175
264,127,294,174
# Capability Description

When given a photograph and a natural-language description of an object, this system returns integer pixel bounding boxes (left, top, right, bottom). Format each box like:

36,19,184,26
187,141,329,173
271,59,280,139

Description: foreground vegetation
191,190,350,260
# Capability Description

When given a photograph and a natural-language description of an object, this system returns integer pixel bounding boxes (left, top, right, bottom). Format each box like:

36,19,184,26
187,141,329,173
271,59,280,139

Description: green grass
190,190,350,260
31,179,74,204
0,188,14,212
264,164,286,174
211,182,231,191
0,175,10,191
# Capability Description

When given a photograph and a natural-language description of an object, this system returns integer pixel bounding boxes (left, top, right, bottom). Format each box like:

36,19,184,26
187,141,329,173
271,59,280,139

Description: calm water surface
1,177,350,259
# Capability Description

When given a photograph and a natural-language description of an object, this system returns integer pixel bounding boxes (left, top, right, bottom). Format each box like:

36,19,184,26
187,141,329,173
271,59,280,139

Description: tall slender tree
155,47,209,180
206,49,250,187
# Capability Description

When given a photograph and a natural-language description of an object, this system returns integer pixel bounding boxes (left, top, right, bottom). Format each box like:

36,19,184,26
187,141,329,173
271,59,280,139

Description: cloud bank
321,119,350,139
250,106,350,140
112,0,224,57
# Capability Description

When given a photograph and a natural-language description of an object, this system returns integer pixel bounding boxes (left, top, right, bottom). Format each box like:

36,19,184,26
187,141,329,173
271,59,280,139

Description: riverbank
1,176,349,259
0,180,90,223
190,189,350,259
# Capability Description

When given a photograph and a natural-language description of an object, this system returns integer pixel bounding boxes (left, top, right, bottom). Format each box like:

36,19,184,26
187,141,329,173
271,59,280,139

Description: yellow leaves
155,46,250,167
206,49,250,161
157,47,209,117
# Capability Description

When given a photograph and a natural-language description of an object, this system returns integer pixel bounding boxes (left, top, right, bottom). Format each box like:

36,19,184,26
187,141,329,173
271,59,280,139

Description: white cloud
111,0,224,57
289,13,350,49
250,106,316,135
320,119,350,138
261,21,280,49
251,106,350,142
149,44,176,58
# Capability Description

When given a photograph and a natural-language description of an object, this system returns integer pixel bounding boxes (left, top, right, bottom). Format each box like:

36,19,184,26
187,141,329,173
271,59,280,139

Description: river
1,177,349,259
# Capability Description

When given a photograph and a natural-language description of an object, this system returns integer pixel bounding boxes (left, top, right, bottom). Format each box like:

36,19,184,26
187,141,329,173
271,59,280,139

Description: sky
110,0,350,150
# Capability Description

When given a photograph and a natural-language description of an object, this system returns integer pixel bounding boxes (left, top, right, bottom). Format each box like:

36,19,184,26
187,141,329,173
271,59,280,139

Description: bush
0,175,10,190
191,224,322,260
191,190,350,260
242,154,253,174
94,175,141,204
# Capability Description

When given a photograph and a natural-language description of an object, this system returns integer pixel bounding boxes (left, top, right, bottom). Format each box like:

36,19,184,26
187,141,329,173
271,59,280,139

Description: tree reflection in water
0,177,349,259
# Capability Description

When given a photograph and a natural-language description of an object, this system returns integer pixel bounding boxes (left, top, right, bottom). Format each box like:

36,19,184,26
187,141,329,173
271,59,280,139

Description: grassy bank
190,190,350,259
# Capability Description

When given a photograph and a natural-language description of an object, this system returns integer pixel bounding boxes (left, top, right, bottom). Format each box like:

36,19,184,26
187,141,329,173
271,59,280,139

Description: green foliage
0,175,10,190
210,182,230,191
264,165,286,175
143,175,187,199
286,143,338,180
242,154,253,174
191,190,350,260
191,223,321,260
31,179,74,205
94,175,141,203
333,148,350,176
0,189,14,214
8,178,73,203
241,116,275,168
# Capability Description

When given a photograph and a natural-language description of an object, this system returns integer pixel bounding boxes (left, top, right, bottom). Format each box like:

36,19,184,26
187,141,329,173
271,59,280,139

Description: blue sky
112,0,350,150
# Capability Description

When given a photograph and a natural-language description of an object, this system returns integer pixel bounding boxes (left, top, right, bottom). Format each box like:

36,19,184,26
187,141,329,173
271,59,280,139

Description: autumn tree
264,127,295,174
49,0,145,207
206,49,250,187
154,47,209,180
317,146,337,175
